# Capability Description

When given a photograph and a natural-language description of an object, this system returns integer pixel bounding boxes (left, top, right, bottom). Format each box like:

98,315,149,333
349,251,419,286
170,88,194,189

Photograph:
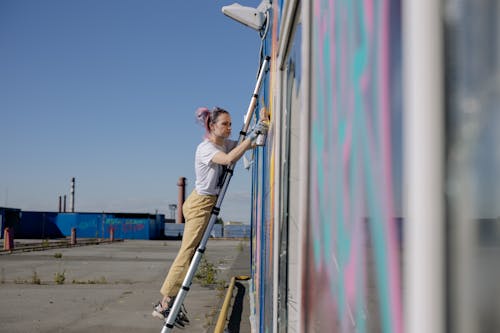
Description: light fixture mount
222,1,271,31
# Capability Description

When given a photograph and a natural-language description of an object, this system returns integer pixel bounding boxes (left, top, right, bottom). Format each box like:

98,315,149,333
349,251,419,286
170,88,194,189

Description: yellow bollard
214,275,250,333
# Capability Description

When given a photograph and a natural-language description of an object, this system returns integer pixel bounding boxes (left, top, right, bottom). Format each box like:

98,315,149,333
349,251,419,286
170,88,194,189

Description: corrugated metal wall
13,212,166,240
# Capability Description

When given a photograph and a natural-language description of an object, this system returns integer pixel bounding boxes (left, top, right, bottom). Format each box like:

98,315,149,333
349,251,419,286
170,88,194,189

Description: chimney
63,195,67,212
177,177,186,224
58,196,62,212
70,177,75,213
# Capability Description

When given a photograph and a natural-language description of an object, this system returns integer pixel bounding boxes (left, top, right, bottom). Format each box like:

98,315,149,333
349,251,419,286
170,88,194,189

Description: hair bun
195,107,210,126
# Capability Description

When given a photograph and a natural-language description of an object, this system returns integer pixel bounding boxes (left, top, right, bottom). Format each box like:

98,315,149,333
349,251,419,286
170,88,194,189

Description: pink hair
195,107,211,138
195,106,229,139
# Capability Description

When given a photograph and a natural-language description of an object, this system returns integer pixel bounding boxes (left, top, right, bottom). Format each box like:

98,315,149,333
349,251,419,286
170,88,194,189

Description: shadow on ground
227,281,246,333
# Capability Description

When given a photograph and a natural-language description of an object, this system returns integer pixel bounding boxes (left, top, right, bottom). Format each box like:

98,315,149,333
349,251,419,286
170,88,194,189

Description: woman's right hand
248,120,269,142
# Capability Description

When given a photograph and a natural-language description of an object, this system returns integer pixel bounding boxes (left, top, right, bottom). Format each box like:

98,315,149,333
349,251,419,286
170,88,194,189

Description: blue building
1,209,166,240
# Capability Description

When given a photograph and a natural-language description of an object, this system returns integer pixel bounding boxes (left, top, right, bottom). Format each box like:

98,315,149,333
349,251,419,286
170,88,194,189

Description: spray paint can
255,120,269,146
255,133,267,146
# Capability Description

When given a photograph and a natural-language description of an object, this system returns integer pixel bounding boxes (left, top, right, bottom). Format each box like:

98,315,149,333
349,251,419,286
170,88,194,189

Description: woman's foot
152,297,189,326
152,301,171,320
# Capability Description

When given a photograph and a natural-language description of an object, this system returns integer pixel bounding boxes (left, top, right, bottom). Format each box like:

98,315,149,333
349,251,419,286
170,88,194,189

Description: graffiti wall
248,1,500,332
303,0,403,332
250,1,403,332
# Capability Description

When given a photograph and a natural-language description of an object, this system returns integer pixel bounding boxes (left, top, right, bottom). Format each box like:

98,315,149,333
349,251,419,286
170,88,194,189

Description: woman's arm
211,138,253,166
213,107,270,166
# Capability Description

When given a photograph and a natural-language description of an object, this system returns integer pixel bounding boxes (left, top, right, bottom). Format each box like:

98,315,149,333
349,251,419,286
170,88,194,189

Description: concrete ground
0,239,252,333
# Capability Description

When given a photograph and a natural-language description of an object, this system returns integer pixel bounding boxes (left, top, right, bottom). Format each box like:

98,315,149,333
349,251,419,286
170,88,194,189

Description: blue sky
0,0,263,223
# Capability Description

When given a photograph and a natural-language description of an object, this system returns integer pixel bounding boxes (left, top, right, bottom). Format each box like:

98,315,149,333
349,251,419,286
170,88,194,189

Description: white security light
222,1,270,31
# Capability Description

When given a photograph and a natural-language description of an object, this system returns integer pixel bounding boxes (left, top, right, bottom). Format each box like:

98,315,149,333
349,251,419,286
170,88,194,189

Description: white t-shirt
195,139,238,195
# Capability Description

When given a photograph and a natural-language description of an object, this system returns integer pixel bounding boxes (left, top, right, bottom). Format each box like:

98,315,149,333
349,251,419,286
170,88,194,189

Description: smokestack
70,177,75,213
63,195,67,212
177,177,186,224
59,196,62,212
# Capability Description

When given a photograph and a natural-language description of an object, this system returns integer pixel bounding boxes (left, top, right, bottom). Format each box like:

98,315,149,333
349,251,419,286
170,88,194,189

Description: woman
152,106,268,323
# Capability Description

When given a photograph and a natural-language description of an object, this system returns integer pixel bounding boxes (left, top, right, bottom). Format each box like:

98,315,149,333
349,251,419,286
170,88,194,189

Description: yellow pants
160,190,217,297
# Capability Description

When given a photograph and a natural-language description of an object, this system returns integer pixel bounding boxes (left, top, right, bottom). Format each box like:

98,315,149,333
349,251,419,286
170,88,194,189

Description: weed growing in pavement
54,270,66,284
195,258,220,286
54,252,63,259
